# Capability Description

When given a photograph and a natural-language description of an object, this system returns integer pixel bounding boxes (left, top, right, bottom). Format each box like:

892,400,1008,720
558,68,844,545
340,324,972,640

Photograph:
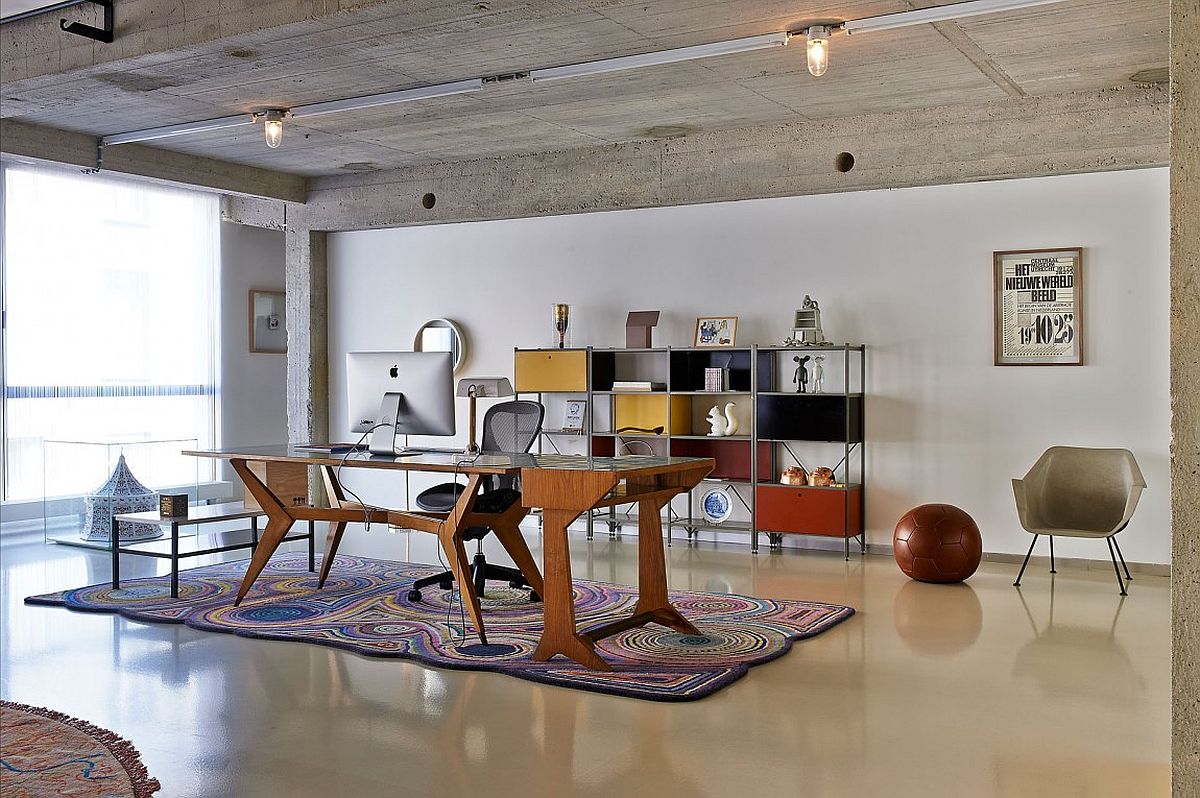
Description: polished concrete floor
0,524,1170,798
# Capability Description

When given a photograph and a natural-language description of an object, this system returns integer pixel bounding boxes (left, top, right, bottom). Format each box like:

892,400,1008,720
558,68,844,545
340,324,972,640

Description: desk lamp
457,377,514,454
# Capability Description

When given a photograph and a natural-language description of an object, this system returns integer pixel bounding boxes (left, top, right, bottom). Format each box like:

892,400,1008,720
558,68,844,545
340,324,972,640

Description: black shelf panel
669,349,773,392
756,394,863,443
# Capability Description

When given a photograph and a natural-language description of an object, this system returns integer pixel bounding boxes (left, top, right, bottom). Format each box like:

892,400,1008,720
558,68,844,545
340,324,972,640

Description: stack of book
704,368,726,392
612,381,666,392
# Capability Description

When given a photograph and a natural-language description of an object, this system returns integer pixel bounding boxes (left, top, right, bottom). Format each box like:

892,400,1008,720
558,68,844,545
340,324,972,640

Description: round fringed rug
0,701,161,798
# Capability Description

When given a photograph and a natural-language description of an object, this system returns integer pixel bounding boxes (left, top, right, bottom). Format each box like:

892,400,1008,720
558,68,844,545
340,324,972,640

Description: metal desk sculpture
783,295,832,346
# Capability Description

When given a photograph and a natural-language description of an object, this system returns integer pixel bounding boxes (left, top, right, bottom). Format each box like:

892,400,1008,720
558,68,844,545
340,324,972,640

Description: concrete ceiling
0,0,1169,177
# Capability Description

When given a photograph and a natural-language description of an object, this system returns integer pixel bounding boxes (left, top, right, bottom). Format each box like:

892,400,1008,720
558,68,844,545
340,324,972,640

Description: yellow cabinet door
514,349,588,393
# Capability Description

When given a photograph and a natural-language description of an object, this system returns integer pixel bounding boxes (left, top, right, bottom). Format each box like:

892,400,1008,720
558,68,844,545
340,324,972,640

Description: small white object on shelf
561,399,587,433
706,402,738,436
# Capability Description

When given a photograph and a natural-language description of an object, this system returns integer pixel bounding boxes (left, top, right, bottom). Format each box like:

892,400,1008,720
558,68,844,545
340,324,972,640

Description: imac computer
346,351,455,455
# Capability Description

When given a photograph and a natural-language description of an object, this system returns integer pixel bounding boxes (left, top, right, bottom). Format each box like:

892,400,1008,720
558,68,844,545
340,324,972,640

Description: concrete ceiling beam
0,0,397,84
284,85,1167,232
0,118,308,202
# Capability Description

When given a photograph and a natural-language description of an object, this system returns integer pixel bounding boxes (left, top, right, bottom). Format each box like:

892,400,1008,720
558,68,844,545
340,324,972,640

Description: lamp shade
457,377,514,398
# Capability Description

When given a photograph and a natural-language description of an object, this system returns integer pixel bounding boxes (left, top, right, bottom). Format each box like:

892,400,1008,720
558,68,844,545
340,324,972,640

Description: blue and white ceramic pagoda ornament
81,454,161,541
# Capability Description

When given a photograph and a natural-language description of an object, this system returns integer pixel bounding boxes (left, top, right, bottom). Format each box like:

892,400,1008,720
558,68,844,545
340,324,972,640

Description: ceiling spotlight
805,26,830,77
259,109,286,149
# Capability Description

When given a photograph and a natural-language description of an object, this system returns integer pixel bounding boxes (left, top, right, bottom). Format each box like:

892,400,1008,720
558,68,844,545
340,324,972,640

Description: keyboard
401,446,467,455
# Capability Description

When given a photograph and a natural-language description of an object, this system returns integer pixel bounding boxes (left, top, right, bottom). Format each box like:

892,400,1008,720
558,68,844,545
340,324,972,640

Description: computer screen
346,352,455,441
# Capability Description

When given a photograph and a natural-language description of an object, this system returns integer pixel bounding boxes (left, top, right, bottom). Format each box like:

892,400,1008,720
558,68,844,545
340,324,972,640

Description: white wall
220,222,288,458
327,169,1171,564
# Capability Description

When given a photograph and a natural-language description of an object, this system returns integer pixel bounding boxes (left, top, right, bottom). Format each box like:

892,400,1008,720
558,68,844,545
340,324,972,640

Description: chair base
408,552,540,603
1014,534,1132,596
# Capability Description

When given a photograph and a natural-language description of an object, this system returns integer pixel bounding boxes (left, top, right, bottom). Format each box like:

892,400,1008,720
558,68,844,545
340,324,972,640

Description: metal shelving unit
514,344,866,555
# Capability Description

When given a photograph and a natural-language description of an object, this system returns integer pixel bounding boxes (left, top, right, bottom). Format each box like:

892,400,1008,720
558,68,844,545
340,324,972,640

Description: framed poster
249,289,286,353
993,248,1083,366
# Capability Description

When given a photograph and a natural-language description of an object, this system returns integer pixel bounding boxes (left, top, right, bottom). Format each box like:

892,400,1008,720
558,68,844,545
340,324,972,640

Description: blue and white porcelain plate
701,488,733,524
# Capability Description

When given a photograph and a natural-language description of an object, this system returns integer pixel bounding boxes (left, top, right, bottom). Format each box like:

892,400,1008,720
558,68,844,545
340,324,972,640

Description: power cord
443,451,482,649
334,423,392,533
333,432,486,649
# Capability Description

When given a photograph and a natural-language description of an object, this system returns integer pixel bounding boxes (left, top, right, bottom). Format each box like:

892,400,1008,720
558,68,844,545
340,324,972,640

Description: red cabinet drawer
755,484,862,537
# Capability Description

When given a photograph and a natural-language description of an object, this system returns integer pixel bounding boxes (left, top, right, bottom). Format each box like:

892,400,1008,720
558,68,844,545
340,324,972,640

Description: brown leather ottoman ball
893,504,982,583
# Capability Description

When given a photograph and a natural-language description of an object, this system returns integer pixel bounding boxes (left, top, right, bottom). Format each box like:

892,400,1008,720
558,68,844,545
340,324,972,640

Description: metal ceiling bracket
60,0,112,44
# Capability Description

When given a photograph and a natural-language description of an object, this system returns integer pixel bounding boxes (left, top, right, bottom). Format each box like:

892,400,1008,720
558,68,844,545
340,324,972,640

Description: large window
1,164,219,501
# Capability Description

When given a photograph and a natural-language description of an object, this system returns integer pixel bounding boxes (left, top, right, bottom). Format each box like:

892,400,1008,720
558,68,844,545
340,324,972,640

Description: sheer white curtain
1,164,219,501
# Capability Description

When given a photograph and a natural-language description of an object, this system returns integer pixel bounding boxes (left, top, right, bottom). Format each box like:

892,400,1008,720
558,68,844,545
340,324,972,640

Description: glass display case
42,437,200,550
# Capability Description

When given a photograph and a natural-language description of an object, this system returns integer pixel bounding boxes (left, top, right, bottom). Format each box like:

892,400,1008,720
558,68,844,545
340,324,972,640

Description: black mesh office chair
406,400,544,603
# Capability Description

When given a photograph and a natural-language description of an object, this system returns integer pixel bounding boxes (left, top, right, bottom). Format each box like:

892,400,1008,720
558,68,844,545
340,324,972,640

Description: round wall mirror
413,318,468,372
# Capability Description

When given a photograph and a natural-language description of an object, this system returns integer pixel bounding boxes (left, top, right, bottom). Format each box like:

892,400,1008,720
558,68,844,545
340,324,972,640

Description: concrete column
284,229,329,449
1172,0,1200,793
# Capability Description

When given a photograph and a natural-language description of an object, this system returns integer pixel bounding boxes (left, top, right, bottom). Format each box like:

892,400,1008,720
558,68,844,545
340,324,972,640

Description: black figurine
792,355,811,393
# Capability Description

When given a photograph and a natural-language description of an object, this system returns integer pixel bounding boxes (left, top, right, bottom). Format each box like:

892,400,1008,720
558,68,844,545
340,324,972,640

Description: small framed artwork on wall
695,316,738,348
993,248,1083,366
249,289,286,354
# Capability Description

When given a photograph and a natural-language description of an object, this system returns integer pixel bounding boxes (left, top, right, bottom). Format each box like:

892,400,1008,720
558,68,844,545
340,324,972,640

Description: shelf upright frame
843,343,852,560
750,344,760,554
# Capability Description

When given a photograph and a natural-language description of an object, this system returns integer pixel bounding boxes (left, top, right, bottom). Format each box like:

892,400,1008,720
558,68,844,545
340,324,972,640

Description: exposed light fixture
260,109,285,149
528,32,790,82
100,79,484,148
805,26,830,77
842,0,1068,35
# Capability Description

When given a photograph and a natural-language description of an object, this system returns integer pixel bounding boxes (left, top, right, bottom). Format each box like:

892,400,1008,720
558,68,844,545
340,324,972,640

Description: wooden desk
185,446,713,670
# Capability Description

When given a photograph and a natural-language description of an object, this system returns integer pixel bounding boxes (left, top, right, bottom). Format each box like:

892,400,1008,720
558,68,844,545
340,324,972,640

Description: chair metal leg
1048,536,1056,574
1113,537,1132,581
1014,535,1038,587
1105,537,1128,596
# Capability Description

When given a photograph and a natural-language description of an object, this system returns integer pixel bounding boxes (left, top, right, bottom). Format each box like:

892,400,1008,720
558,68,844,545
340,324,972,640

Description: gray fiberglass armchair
1012,446,1146,595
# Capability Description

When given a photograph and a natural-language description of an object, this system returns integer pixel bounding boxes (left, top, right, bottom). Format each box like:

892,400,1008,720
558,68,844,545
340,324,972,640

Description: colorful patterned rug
0,701,161,798
25,553,854,702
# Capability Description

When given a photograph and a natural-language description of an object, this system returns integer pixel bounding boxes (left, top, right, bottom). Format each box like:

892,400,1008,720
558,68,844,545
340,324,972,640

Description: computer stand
369,392,405,456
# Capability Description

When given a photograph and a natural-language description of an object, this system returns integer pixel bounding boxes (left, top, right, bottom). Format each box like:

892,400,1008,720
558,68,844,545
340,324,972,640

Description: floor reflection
891,579,983,657
0,524,1172,798
1012,581,1143,703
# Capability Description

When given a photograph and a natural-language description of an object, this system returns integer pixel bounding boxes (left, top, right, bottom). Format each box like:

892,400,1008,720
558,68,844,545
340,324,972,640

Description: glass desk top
184,445,711,475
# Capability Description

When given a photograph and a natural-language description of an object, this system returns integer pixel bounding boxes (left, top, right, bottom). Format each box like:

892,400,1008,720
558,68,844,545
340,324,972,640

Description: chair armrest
1012,478,1037,532
1111,484,1145,535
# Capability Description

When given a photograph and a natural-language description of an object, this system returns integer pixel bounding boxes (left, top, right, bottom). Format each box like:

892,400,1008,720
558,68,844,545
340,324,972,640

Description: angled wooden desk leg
488,505,545,598
231,458,298,606
533,508,611,671
632,496,700,635
317,466,349,589
436,474,490,645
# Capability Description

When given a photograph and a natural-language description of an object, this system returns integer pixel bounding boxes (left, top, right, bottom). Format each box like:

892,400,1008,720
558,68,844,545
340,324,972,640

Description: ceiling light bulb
262,110,285,149
806,26,830,77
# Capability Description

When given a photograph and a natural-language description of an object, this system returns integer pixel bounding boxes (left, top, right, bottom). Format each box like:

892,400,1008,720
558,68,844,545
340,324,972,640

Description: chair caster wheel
407,589,422,602
438,580,453,591
528,590,541,603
